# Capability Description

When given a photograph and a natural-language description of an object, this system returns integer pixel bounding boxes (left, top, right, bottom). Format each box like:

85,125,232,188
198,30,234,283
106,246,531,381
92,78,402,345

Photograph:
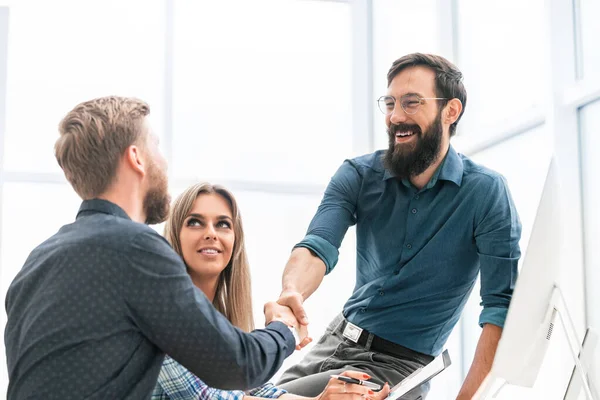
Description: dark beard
383,111,444,180
143,163,171,225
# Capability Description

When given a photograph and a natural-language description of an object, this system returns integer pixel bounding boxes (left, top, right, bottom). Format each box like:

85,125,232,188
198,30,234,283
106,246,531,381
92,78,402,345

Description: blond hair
164,183,255,332
55,96,150,199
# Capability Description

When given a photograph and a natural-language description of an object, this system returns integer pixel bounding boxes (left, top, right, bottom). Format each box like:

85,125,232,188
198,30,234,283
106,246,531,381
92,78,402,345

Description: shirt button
406,243,412,249
379,290,385,296
360,308,366,313
411,208,418,214
415,195,420,200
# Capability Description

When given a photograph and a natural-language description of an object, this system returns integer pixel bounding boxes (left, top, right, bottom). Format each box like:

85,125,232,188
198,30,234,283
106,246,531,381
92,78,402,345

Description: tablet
387,349,452,400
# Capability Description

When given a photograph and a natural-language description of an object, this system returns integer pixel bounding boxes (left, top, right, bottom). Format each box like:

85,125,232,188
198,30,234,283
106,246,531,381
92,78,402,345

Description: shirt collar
383,145,464,188
436,145,464,187
383,166,394,181
76,199,132,221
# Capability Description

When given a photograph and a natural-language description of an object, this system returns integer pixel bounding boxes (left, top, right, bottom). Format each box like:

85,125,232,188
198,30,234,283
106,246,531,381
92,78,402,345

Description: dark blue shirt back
4,200,294,400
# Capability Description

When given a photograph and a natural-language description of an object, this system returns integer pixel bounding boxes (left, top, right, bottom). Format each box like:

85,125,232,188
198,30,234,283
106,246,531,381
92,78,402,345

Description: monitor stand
564,327,599,400
473,285,598,400
551,286,598,400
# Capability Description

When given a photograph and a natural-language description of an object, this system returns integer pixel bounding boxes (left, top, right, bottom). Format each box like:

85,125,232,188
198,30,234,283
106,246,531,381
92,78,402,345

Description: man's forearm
282,247,326,300
456,324,502,400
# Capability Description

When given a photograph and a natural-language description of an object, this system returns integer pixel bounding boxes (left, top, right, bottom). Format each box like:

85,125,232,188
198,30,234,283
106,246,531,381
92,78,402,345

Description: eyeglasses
376,94,447,116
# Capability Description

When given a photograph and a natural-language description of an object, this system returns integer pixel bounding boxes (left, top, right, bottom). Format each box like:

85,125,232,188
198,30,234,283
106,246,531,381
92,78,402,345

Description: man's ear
124,145,146,177
444,98,463,125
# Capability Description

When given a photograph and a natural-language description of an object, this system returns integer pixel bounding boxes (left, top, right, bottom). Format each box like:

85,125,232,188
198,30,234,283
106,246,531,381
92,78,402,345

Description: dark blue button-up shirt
5,199,295,400
296,146,521,356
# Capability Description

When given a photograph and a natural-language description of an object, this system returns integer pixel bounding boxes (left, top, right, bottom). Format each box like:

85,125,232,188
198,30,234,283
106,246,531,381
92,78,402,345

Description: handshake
263,290,313,350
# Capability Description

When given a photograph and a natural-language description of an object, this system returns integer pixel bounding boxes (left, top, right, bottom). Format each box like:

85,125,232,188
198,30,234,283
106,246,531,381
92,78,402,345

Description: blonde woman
152,183,390,400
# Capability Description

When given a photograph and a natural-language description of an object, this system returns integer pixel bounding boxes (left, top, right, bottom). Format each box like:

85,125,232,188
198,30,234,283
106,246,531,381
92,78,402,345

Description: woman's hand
316,371,390,400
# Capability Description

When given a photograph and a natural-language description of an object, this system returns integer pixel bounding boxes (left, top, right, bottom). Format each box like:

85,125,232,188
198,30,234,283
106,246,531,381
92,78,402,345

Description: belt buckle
342,322,363,343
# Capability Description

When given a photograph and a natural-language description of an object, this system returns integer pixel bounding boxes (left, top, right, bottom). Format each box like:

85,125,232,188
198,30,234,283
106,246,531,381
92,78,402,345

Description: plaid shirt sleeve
247,382,288,398
152,356,246,400
153,356,287,399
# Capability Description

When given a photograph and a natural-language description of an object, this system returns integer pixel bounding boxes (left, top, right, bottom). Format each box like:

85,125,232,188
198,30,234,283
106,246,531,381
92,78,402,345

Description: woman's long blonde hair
164,182,255,332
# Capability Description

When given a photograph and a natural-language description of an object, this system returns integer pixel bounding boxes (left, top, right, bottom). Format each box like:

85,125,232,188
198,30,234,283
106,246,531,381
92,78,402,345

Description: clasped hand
264,297,312,350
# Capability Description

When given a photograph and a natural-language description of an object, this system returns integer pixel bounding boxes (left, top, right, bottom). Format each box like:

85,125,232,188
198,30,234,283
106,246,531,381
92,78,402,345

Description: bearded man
273,53,522,400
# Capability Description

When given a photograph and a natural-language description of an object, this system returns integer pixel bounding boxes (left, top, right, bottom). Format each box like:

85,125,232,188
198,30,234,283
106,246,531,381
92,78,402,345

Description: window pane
456,0,547,137
579,99,600,332
578,0,600,79
458,126,552,379
0,183,82,395
0,183,82,303
172,1,352,185
372,0,445,150
3,0,165,173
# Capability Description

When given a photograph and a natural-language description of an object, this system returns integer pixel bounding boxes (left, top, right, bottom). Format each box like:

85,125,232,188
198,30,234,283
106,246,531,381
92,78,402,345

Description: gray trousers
277,314,431,399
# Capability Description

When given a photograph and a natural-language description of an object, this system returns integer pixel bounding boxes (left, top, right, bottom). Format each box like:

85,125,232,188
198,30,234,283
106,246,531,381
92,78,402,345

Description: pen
330,374,382,390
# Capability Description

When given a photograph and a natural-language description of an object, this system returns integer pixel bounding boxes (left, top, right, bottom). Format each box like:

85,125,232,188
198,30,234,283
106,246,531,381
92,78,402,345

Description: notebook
387,349,452,400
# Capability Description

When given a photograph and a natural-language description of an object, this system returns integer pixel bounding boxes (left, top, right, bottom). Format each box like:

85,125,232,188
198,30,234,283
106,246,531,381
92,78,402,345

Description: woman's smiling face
179,193,235,281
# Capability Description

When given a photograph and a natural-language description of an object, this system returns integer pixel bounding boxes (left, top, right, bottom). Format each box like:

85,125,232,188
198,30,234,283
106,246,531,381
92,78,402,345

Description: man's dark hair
387,53,467,137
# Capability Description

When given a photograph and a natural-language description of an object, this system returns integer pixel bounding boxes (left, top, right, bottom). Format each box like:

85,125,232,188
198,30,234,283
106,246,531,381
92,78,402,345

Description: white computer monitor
490,157,561,387
473,158,598,399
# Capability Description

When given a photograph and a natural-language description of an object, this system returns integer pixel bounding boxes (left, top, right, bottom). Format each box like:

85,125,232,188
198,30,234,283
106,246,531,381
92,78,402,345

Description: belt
340,319,434,365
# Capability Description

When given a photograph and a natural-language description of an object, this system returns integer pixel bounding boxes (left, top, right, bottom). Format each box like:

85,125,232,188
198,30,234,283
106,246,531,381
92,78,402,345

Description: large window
1,1,598,399
455,0,546,142
3,0,166,174
172,0,352,185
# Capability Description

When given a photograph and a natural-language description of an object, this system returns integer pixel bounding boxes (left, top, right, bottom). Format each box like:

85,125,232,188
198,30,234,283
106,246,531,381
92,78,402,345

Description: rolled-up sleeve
122,231,296,391
474,174,522,328
295,160,362,274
